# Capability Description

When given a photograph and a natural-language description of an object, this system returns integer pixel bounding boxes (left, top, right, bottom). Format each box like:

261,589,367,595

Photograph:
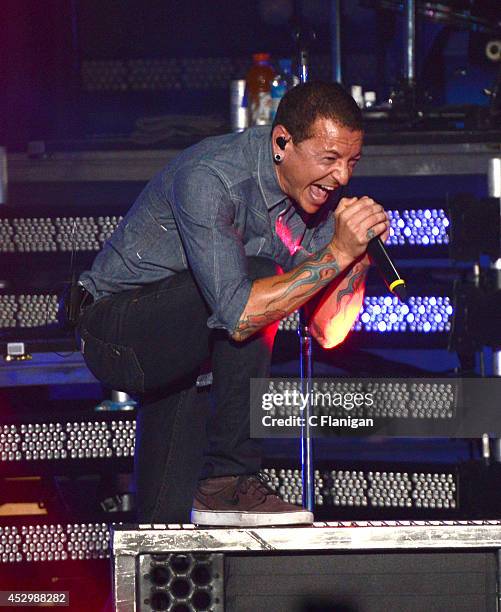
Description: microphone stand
298,310,314,512
293,12,316,513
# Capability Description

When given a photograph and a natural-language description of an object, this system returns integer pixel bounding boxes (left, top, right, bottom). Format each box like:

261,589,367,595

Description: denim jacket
80,126,336,334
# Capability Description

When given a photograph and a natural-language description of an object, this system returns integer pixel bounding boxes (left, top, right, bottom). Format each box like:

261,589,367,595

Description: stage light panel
354,296,453,333
387,208,449,247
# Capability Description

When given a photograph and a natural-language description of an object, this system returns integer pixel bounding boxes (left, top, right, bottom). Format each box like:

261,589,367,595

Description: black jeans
78,257,280,523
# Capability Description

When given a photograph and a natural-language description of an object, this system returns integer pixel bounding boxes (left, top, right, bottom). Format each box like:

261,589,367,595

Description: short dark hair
272,81,363,143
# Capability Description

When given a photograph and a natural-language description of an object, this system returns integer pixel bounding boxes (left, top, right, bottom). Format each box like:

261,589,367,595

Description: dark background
0,0,498,149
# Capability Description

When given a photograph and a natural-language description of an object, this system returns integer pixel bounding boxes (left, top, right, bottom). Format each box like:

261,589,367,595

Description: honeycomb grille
138,553,224,612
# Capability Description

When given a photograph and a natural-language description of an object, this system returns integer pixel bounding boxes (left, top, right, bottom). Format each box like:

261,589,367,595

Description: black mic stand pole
293,9,315,512
298,309,314,512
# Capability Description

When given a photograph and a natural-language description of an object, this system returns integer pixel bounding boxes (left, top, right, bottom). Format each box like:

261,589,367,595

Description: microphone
367,237,407,301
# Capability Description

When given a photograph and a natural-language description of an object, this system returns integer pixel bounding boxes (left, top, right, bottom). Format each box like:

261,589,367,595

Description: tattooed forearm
308,260,368,348
233,310,287,342
232,244,348,342
337,263,367,302
326,262,368,320
265,248,341,308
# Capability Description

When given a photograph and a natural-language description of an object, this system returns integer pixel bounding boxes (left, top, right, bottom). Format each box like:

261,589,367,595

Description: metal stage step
113,520,501,612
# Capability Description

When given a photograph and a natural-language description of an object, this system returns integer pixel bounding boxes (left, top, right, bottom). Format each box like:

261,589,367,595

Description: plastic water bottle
245,53,275,126
270,59,299,122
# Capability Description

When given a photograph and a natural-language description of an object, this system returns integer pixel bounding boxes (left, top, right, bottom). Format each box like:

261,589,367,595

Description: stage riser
225,552,497,612
112,522,501,611
133,552,496,612
124,550,499,612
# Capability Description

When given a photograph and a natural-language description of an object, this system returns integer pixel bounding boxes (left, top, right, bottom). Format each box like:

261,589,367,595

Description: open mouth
309,183,336,203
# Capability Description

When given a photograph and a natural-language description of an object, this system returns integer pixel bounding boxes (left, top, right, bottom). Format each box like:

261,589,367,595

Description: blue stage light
387,209,449,246
353,296,453,333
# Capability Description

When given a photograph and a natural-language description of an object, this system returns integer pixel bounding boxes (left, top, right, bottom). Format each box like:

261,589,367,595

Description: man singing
78,81,389,527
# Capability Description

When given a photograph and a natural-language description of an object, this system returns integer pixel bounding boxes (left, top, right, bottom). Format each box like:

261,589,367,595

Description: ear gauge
276,136,287,150
274,153,283,163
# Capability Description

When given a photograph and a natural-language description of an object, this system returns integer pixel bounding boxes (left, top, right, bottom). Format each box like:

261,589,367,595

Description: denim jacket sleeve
168,164,253,334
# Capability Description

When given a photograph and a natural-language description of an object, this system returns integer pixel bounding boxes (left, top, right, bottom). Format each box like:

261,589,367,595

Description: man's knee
247,256,283,281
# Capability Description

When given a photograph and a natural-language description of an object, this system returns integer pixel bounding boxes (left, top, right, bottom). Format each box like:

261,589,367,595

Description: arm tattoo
266,247,341,308
323,262,368,321
303,260,369,348
310,263,367,330
233,309,287,341
233,245,341,341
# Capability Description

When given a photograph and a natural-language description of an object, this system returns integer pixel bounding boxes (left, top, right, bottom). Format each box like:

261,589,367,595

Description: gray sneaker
191,474,313,527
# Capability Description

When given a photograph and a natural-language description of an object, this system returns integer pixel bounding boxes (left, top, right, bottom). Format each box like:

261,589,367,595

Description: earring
274,153,283,163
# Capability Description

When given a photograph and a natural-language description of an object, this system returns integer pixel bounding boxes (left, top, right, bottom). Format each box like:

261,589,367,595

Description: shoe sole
191,509,314,527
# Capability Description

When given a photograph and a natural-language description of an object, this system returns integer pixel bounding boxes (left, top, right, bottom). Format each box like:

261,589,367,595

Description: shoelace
233,473,276,500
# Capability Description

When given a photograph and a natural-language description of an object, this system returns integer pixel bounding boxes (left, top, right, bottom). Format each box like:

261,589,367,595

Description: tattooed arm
308,199,391,348
308,259,369,348
231,195,389,343
232,243,353,342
